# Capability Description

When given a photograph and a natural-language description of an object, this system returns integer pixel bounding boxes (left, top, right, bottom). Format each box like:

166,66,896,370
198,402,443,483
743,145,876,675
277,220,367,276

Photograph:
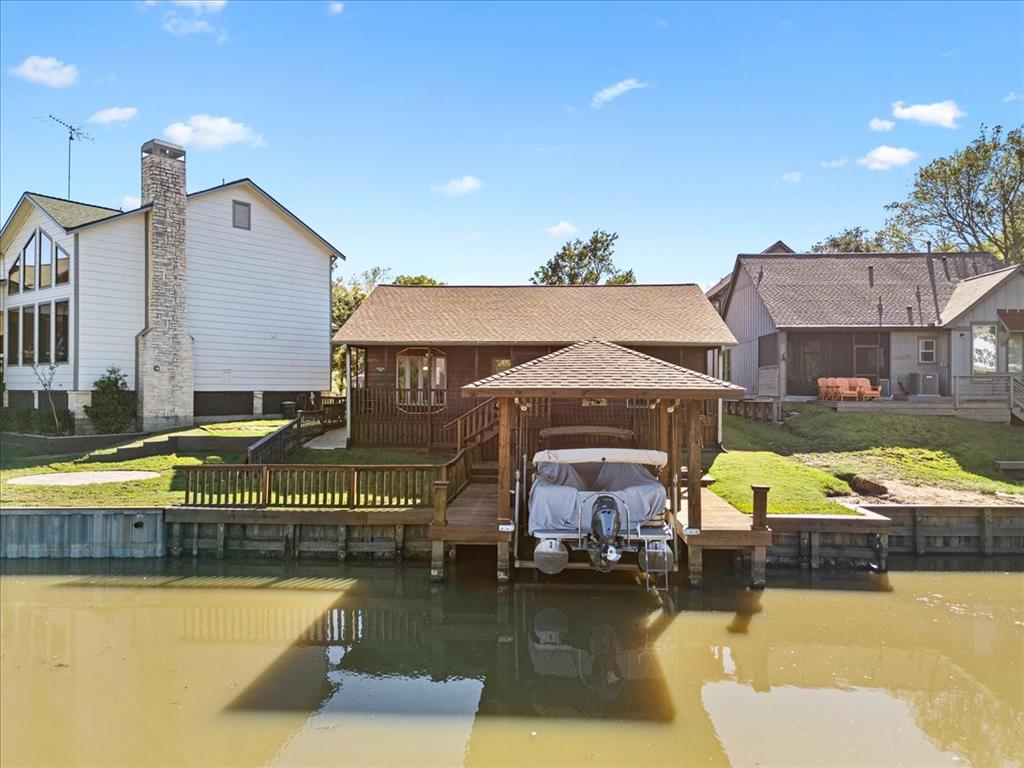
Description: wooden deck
675,488,772,588
428,482,511,544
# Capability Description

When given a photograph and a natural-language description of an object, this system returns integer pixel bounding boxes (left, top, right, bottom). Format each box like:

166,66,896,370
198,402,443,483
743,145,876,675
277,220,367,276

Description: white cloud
121,195,141,211
164,114,264,149
171,0,226,11
891,99,965,129
856,145,918,171
164,15,214,35
869,117,894,132
781,171,802,184
431,175,483,197
543,220,579,237
1003,91,1021,103
9,55,79,88
327,1,344,14
89,106,138,124
591,78,651,108
656,19,669,28
462,232,480,241
820,158,847,169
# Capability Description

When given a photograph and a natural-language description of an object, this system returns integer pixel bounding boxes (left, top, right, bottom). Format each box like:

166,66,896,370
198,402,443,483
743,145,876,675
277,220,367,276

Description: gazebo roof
461,339,745,400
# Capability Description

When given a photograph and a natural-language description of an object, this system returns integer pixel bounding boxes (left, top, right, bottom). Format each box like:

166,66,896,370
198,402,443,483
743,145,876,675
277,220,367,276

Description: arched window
395,347,447,408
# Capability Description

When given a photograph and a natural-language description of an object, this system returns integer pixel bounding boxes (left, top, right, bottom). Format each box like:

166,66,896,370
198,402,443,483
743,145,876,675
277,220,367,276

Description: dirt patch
836,476,1024,506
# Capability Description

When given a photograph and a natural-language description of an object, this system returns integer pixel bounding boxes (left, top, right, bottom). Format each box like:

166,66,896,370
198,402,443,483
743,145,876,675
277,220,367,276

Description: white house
1,139,343,431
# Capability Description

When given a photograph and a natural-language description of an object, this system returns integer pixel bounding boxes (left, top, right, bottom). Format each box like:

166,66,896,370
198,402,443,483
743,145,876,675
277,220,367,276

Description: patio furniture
856,378,882,401
837,378,860,401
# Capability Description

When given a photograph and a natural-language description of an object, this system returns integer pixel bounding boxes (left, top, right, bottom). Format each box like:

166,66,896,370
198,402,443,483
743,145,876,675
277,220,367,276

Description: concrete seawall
1,508,164,558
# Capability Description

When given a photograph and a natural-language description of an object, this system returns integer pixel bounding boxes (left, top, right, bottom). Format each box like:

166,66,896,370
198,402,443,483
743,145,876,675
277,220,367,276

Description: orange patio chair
856,378,881,401
817,378,829,400
837,378,860,401
826,377,842,400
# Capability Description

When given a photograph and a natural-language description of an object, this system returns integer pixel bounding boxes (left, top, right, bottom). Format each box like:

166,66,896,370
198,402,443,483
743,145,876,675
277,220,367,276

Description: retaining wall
1,508,164,558
1,431,147,455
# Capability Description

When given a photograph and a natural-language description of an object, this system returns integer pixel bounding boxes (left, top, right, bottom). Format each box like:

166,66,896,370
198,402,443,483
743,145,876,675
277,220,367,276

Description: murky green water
2,557,1022,767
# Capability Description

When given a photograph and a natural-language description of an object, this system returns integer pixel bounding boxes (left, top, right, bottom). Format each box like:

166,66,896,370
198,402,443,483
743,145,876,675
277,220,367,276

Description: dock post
171,522,182,557
431,480,449,583
751,545,766,589
688,545,703,587
751,485,769,530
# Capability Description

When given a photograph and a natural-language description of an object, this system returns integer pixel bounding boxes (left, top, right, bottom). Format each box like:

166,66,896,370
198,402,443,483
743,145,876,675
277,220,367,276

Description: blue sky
1,1,1022,287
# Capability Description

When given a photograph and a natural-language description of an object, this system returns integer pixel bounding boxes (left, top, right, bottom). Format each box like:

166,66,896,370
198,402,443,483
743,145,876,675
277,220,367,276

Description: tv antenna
43,115,93,199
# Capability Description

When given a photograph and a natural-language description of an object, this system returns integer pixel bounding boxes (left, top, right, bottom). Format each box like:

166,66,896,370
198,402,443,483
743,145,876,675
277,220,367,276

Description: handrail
442,397,498,451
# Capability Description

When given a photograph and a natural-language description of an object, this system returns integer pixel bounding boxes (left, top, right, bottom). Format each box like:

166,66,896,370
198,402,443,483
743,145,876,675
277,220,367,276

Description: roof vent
868,265,875,287
906,305,915,325
757,266,765,284
941,255,950,280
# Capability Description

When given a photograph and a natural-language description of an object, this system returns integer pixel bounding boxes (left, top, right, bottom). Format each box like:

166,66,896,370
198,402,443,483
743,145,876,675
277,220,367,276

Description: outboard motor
588,495,623,572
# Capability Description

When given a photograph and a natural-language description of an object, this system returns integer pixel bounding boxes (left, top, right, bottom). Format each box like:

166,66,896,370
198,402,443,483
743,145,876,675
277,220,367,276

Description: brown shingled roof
462,339,745,399
333,284,736,347
729,252,1003,328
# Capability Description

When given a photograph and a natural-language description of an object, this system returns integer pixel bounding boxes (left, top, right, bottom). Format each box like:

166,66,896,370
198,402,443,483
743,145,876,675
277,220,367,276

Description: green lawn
711,405,1024,514
0,444,243,508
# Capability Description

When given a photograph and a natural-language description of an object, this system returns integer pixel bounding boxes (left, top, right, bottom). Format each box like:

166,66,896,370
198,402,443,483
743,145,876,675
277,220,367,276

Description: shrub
84,367,137,434
0,406,74,435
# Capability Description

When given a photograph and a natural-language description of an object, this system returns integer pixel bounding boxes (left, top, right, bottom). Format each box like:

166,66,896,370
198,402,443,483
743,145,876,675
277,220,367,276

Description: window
758,333,778,367
1009,334,1023,375
55,245,70,285
918,338,936,364
232,200,251,230
37,302,52,364
38,231,52,289
7,256,20,294
396,348,446,406
972,324,998,375
21,233,35,291
55,300,69,364
7,308,18,365
492,358,512,375
21,305,34,365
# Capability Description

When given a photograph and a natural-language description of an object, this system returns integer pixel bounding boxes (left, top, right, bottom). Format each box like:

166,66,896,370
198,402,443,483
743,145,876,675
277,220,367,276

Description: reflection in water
1,558,1022,768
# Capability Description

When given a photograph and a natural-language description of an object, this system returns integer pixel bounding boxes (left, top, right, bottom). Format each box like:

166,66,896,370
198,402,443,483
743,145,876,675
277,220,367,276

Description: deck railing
443,398,498,450
953,374,1014,408
245,398,347,464
180,445,473,509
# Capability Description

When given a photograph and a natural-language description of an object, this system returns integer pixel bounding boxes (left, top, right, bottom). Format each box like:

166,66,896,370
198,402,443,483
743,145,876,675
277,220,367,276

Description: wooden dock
675,488,772,588
429,481,512,584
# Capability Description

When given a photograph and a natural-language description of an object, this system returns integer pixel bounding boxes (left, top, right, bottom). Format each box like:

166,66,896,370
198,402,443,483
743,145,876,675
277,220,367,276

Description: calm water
2,557,1022,768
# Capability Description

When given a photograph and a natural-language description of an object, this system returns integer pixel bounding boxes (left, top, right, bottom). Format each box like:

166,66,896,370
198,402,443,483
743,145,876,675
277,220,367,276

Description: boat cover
529,460,667,534
531,448,667,467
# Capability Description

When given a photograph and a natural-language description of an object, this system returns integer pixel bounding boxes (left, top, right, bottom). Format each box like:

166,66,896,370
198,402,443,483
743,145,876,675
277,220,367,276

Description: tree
30,362,63,434
394,274,445,286
810,227,887,253
530,230,636,285
883,124,1024,263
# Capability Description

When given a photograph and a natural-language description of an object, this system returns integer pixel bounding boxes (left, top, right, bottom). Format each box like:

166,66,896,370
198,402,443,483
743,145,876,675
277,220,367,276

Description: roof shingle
462,339,744,399
731,252,1004,328
333,284,736,346
27,193,121,229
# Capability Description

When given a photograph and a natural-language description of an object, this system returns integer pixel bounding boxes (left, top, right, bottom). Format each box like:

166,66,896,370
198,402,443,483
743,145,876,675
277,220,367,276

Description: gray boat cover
529,461,667,534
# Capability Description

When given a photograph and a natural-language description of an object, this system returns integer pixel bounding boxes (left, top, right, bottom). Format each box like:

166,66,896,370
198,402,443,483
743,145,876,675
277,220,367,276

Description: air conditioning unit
878,378,891,399
907,372,939,396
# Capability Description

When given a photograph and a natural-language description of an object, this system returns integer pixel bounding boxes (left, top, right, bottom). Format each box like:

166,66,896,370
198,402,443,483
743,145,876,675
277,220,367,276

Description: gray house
716,250,1023,421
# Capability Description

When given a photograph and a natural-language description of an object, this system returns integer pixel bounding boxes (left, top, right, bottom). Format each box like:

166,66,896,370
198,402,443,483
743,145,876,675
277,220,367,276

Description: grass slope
712,405,1024,513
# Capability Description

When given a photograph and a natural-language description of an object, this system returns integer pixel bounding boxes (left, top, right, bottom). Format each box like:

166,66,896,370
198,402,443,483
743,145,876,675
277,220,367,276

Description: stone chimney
136,139,194,431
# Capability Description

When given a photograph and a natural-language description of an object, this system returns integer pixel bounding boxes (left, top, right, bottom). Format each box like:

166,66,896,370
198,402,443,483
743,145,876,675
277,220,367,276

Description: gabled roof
26,193,122,228
940,265,1022,325
462,339,745,399
723,251,1004,328
2,181,344,260
333,284,737,347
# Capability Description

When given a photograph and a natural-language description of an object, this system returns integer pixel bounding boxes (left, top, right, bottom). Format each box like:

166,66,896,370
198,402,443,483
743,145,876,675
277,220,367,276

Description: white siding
77,214,147,389
947,271,1024,377
721,264,776,395
186,187,331,392
1,206,76,393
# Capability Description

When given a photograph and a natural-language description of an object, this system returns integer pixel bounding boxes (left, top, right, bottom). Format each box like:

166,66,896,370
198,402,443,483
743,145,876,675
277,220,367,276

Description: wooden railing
954,374,1014,408
182,463,440,508
245,401,347,464
443,398,498,450
1011,375,1024,418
